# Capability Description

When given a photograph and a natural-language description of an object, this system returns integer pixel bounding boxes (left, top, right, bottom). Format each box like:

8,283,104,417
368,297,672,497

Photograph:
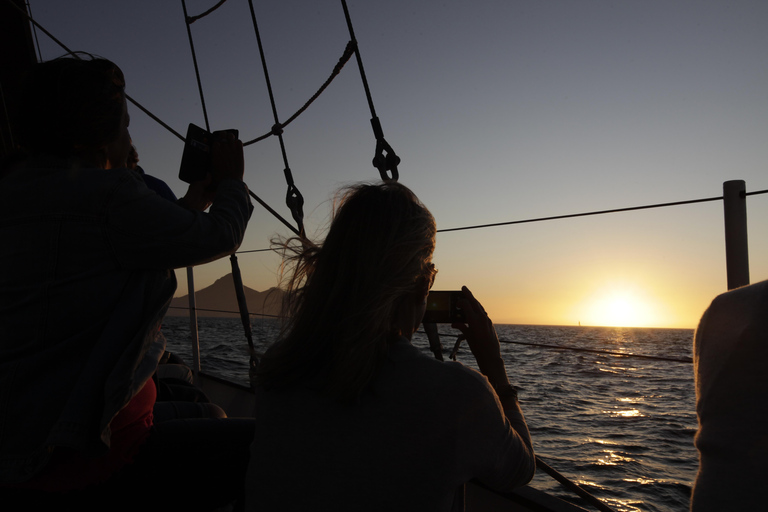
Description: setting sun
578,286,660,328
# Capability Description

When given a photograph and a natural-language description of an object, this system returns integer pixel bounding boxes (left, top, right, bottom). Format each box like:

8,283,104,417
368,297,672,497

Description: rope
339,0,400,181
235,188,768,256
6,0,72,57
8,1,187,142
499,338,692,363
177,0,304,236
247,189,302,236
126,96,185,141
168,305,279,319
242,41,356,146
24,0,43,61
246,0,305,236
186,0,229,24
236,248,274,254
421,329,693,364
181,0,211,132
12,0,300,242
437,195,726,234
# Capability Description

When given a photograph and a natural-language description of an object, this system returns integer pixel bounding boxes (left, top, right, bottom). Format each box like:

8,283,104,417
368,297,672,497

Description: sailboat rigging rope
438,189,768,234
442,330,693,363
235,188,768,253
242,41,356,146
438,195,723,234
185,0,229,24
8,1,188,141
24,0,43,61
247,0,305,236
13,1,304,239
181,0,211,132
339,0,400,181
128,98,186,141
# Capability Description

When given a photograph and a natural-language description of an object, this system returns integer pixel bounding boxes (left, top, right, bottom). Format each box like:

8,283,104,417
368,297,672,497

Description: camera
422,290,465,323
178,123,239,183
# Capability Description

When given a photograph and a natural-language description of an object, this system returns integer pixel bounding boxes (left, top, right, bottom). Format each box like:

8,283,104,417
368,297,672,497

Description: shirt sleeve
103,170,253,270
457,371,536,492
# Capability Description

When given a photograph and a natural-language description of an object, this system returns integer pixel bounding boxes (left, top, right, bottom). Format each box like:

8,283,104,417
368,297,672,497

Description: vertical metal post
186,266,201,383
723,180,749,290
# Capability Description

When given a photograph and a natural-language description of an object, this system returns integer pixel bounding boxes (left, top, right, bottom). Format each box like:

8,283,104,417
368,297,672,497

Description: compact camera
178,123,239,183
422,290,465,324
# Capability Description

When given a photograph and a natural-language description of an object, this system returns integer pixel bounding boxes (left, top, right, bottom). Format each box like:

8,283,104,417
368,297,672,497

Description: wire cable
235,189,768,254
437,195,726,234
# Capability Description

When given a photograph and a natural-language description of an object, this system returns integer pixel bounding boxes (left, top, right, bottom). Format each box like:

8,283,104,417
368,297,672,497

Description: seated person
246,182,535,511
691,279,768,511
0,56,254,510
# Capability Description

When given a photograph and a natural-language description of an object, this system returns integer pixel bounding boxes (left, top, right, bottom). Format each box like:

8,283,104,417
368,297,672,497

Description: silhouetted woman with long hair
247,181,535,512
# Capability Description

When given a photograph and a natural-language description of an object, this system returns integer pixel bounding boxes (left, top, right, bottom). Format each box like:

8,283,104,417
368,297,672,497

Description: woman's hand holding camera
451,286,512,394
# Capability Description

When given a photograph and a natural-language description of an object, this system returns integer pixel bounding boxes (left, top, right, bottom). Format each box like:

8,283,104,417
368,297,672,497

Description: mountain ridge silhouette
168,273,283,318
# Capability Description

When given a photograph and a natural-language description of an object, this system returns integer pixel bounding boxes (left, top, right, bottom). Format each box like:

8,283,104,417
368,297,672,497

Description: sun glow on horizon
578,285,660,328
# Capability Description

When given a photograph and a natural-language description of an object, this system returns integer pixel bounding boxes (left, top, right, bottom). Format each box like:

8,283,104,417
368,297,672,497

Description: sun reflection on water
624,477,657,485
603,498,644,512
596,449,637,466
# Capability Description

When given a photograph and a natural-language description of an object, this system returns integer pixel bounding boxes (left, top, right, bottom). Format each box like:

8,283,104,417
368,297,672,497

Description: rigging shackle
370,116,399,181
284,178,305,235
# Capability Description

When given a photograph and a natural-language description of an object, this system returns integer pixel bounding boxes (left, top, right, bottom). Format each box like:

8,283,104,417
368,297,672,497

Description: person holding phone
1,56,254,510
246,182,534,511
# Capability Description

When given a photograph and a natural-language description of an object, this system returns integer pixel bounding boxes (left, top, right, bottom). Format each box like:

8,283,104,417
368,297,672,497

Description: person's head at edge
257,181,437,404
14,55,131,170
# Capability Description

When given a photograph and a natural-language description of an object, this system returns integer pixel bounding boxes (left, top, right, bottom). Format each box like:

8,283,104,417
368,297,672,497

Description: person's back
691,279,768,511
248,338,532,511
246,183,535,511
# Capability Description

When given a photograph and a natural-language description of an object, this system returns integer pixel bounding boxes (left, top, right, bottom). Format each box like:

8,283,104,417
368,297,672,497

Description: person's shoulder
697,280,768,349
707,280,768,317
719,280,768,301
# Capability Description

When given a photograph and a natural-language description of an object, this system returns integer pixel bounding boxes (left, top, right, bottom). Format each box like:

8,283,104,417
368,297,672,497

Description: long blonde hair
257,181,437,403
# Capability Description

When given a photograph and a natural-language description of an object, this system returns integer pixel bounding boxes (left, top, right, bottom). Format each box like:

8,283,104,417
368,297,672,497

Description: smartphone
178,123,239,183
422,290,465,324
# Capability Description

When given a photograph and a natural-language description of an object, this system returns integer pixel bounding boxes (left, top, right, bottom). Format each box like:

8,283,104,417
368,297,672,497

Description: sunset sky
26,0,768,328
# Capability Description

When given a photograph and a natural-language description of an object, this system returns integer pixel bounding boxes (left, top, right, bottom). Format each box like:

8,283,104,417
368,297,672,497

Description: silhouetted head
258,181,438,402
14,56,127,165
317,181,437,327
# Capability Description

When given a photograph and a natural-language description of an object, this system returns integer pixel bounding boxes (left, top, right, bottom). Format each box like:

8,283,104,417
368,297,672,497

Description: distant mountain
168,274,284,318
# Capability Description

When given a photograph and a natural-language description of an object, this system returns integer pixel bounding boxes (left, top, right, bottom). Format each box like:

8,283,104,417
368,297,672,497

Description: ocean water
162,317,697,512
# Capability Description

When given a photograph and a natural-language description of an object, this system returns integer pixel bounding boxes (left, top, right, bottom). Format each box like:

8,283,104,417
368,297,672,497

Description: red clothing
9,378,156,491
